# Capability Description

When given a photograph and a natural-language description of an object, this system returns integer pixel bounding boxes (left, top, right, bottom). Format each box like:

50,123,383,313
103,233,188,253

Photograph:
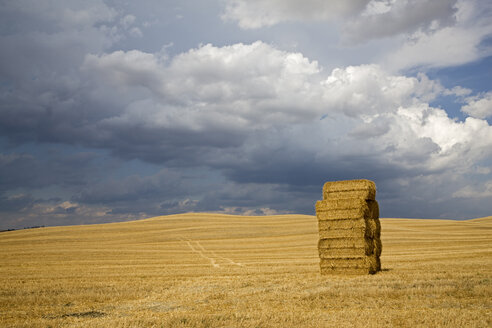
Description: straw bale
319,256,377,270
373,219,381,239
315,199,371,221
316,208,368,221
368,200,379,219
367,219,381,239
318,218,380,238
320,266,376,275
316,200,378,220
318,237,373,249
318,227,366,239
373,238,382,257
319,256,379,274
322,179,375,193
317,198,368,210
318,218,368,231
367,201,381,238
324,189,375,201
373,255,381,272
318,246,372,258
323,179,376,200
315,179,381,275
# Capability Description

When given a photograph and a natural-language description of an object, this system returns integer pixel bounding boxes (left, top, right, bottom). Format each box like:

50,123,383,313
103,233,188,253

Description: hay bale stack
315,179,382,275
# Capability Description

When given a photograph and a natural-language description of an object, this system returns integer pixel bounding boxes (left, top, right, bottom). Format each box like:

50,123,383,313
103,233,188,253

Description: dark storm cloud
216,147,402,187
0,150,100,191
0,193,35,212
0,1,116,81
73,168,187,204
103,125,245,165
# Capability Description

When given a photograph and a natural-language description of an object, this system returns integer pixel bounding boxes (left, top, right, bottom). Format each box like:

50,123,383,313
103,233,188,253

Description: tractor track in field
179,237,243,268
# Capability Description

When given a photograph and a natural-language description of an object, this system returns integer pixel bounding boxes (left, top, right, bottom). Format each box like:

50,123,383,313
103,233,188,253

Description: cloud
222,0,369,29
0,0,117,82
0,151,100,192
0,193,35,212
461,92,492,119
77,43,491,189
453,180,492,198
222,0,460,43
1,0,492,229
78,41,492,221
221,0,369,29
73,168,187,205
80,41,326,153
383,0,492,71
4,40,492,187
83,45,448,129
129,27,143,38
343,0,458,43
69,164,314,222
5,199,129,229
0,0,148,91
220,0,492,72
120,14,136,29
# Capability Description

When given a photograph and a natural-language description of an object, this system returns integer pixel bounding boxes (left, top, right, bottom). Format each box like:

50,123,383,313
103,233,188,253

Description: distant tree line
0,225,45,233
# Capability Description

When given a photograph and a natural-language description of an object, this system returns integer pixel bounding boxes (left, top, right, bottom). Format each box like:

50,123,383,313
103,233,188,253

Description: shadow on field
60,311,106,318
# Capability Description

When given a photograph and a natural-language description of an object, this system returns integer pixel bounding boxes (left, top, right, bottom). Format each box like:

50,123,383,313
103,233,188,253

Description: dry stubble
0,213,491,327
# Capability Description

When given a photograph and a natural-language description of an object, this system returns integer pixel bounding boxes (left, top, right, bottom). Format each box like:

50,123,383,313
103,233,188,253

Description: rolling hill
1,213,491,327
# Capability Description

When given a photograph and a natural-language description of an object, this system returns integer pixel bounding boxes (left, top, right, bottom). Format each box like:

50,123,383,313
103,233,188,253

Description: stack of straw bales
315,179,382,275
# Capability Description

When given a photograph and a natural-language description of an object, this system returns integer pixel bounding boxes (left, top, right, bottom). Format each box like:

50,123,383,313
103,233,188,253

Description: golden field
1,213,491,327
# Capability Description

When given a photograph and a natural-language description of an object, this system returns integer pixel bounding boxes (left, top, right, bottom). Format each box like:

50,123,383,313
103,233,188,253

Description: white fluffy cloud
462,92,492,119
82,42,492,179
84,42,326,130
84,42,447,122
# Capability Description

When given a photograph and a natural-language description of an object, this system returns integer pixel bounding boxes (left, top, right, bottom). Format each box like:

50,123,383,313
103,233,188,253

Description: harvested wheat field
1,213,491,327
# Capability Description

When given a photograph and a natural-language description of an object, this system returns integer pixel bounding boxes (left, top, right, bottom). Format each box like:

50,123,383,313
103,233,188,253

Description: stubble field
1,213,491,327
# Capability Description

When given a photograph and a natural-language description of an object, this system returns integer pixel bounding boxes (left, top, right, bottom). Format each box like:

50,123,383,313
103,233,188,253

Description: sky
1,0,492,229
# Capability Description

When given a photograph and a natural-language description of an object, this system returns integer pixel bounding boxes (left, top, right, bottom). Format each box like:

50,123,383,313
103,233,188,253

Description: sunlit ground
1,214,491,327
